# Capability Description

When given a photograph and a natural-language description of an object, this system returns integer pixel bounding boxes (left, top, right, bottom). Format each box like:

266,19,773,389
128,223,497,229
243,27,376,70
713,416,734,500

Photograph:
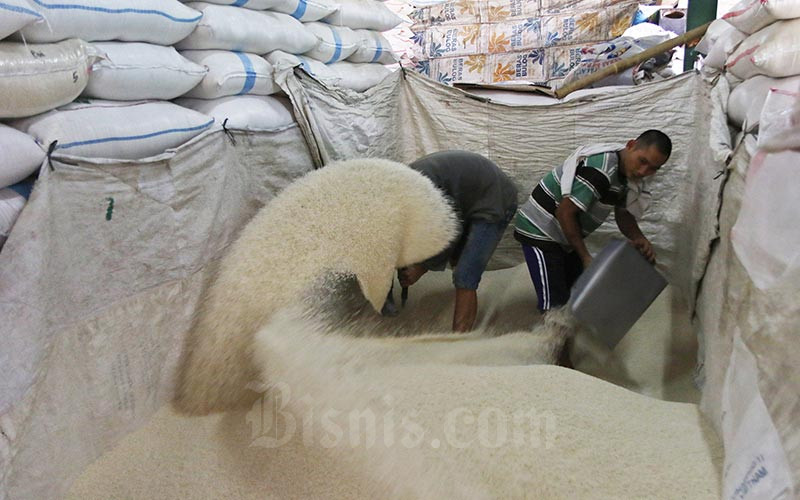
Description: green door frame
684,0,718,71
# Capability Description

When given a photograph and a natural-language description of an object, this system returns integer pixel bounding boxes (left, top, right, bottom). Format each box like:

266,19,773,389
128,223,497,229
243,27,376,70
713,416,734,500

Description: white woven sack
0,39,95,119
271,0,338,22
260,11,318,54
175,95,294,131
727,75,800,130
265,50,342,85
322,0,402,31
726,18,800,79
180,50,279,98
84,43,206,101
731,149,800,289
0,124,44,189
696,19,742,55
0,0,42,40
348,29,397,64
177,3,317,54
764,0,800,18
722,0,800,34
562,37,646,88
701,21,746,70
327,60,391,91
0,185,29,244
757,89,800,152
304,23,360,63
17,0,201,45
180,0,283,9
10,100,215,160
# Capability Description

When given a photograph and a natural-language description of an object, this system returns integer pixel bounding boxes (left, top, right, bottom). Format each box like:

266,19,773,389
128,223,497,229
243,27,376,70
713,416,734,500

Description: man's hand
615,206,655,264
556,197,593,269
399,264,427,287
630,236,656,263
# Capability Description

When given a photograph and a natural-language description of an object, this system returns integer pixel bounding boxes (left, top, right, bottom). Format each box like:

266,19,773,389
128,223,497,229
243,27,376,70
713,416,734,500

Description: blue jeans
451,214,514,290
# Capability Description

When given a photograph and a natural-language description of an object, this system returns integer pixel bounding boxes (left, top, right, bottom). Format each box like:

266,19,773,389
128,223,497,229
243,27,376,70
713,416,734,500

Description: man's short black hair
636,129,672,159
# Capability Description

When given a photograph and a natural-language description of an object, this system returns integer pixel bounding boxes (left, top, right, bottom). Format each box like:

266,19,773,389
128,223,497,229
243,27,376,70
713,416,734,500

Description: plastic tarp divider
0,126,315,500
277,67,725,300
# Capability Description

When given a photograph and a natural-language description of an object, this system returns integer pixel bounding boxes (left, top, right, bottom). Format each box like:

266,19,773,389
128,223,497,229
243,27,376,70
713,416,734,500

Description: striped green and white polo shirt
514,151,628,248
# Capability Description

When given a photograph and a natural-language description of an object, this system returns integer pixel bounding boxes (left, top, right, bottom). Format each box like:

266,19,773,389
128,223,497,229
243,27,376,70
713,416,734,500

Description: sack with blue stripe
178,3,317,55
84,42,207,101
9,100,215,160
175,95,295,132
303,23,361,64
348,29,397,64
0,0,42,39
187,0,283,10
15,0,202,45
0,39,98,119
180,50,279,99
271,0,338,22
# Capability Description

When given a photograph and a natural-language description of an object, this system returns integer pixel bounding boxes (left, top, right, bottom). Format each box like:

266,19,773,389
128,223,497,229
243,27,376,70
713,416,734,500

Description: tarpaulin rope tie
222,118,237,146
46,140,58,171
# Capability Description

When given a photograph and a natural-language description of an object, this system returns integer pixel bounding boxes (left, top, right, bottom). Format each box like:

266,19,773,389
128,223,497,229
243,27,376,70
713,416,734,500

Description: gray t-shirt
410,150,518,224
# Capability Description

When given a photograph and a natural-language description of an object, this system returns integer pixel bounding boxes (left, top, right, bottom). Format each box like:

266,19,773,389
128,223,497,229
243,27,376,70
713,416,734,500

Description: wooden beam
553,21,712,99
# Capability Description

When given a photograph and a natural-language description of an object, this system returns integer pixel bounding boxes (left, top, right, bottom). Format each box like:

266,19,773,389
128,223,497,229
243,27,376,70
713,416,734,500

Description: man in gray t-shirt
398,150,518,332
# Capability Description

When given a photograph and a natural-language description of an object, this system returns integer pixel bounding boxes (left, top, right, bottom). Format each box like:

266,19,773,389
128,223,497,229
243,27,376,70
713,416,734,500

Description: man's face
623,142,668,180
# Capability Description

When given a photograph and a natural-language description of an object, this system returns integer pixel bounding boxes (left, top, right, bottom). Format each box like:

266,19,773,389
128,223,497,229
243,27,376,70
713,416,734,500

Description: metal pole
684,0,718,71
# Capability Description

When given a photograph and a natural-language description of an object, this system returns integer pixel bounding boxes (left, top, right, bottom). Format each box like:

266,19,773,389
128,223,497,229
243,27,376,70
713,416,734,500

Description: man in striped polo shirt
514,130,672,315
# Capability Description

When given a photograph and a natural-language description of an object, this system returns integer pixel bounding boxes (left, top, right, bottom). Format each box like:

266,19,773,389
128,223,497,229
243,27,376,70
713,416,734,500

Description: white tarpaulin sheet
0,127,315,500
278,68,724,303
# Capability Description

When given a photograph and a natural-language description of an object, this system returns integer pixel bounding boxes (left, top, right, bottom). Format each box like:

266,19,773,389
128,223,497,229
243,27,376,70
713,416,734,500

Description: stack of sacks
316,0,401,88
174,2,315,127
379,0,419,67
731,89,800,291
696,0,800,133
409,0,639,86
265,0,402,92
0,124,44,251
700,0,800,323
0,2,60,249
1,0,216,161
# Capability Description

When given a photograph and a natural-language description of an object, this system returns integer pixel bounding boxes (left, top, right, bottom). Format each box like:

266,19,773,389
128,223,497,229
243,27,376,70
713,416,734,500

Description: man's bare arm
556,197,593,268
615,206,655,263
